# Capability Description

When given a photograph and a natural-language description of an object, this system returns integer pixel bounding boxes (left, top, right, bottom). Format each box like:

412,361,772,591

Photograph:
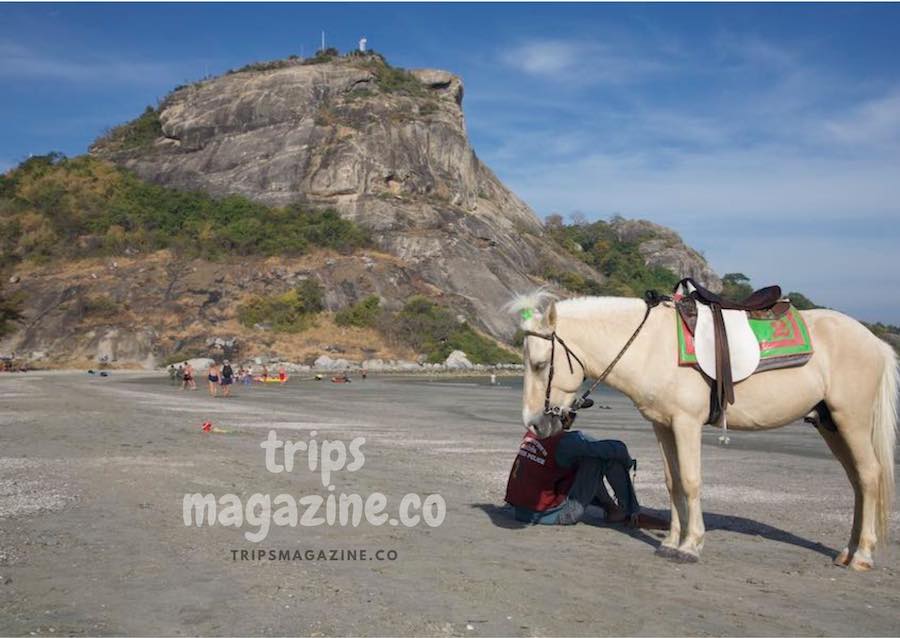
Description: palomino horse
511,291,897,570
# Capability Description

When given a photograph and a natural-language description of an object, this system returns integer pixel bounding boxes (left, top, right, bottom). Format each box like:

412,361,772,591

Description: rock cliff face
90,57,600,338
4,250,425,369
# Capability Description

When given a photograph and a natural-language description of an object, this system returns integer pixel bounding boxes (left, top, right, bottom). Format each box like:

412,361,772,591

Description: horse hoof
655,545,677,559
671,549,700,564
833,548,851,567
849,555,874,572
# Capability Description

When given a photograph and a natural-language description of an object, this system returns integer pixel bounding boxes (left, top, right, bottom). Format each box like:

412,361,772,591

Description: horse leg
672,419,705,562
652,422,682,557
829,406,883,571
815,424,862,567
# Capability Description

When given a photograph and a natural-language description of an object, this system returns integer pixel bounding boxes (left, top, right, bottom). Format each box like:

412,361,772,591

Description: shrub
82,295,118,318
228,59,292,74
335,295,381,327
374,64,426,96
381,296,519,364
0,155,370,262
0,288,23,337
721,273,754,302
96,107,162,151
786,291,820,310
237,280,325,333
543,269,603,296
303,48,340,65
545,219,679,297
295,278,325,314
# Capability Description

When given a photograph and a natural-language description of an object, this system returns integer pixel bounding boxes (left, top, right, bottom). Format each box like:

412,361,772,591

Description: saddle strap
709,303,736,426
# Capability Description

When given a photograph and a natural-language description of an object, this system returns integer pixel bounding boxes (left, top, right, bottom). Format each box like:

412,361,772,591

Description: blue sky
1,3,898,322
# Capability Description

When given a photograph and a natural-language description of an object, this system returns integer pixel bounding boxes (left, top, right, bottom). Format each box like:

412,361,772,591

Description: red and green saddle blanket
677,305,814,373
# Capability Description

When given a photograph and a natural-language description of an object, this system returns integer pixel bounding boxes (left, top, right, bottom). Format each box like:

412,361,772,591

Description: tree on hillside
721,273,754,301
544,213,564,229
0,288,23,338
786,291,820,310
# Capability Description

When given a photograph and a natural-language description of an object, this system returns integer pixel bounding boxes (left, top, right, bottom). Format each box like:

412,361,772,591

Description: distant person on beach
168,365,177,385
261,365,269,381
182,363,195,390
221,360,234,397
278,366,287,383
207,362,220,397
242,367,252,386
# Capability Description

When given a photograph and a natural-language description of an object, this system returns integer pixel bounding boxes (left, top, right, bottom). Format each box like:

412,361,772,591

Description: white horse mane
506,289,643,327
556,296,645,319
505,287,557,320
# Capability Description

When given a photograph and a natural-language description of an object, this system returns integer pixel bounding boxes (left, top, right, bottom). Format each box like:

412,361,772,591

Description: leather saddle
674,278,790,425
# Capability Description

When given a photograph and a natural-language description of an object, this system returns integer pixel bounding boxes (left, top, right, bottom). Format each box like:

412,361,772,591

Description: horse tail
872,339,899,541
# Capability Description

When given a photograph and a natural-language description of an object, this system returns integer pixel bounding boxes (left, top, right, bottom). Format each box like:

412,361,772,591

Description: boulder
314,355,352,370
185,357,215,369
444,350,473,369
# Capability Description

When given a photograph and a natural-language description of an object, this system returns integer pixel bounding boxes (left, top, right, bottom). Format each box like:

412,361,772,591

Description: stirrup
718,414,730,445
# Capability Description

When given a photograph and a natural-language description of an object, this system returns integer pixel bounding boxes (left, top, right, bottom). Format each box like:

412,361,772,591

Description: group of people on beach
167,361,291,396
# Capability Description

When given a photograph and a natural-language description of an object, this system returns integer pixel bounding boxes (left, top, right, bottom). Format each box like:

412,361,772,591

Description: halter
524,291,668,418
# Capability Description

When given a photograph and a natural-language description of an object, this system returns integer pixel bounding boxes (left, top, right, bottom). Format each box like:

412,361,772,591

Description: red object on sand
201,420,213,432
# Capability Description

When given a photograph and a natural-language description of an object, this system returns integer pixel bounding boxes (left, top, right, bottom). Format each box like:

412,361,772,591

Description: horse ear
545,301,557,330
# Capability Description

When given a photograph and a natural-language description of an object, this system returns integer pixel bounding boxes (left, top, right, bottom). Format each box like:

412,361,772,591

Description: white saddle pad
694,304,760,382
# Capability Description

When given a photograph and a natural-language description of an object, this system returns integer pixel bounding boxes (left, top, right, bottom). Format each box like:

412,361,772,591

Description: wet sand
1,371,898,636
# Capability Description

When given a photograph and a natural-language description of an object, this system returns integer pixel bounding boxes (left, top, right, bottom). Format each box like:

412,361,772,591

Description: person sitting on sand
505,412,666,528
207,362,220,397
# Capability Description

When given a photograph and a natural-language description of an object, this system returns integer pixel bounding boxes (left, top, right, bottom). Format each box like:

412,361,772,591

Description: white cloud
701,234,900,324
0,40,183,86
499,38,669,86
501,144,900,222
824,91,900,146
506,40,580,75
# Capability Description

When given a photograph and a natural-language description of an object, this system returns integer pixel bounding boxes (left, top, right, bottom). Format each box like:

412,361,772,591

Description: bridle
523,291,668,418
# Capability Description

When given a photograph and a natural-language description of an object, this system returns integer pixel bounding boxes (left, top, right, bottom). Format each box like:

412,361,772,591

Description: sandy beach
1,371,898,636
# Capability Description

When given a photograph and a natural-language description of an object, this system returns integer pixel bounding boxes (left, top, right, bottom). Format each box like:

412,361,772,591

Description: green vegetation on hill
237,279,325,333
0,288,23,338
94,106,162,152
334,295,381,328
544,217,679,297
379,296,520,365
0,154,369,266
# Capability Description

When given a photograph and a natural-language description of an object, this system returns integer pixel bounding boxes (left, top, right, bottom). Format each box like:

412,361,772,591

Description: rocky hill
90,53,606,340
2,52,723,368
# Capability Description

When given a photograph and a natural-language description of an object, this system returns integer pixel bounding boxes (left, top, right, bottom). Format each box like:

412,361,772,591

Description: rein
524,291,668,417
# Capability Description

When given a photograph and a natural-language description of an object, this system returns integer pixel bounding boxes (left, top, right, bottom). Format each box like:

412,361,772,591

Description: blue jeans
514,457,639,525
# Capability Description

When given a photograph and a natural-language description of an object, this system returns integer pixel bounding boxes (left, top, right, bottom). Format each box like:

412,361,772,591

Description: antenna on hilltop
321,30,325,52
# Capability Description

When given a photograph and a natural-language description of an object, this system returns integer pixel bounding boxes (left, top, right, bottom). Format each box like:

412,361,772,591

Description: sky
1,2,898,323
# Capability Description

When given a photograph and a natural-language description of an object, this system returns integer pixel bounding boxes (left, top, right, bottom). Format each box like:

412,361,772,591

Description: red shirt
505,431,576,512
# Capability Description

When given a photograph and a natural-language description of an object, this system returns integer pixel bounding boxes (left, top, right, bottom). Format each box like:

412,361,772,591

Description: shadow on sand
471,503,836,558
